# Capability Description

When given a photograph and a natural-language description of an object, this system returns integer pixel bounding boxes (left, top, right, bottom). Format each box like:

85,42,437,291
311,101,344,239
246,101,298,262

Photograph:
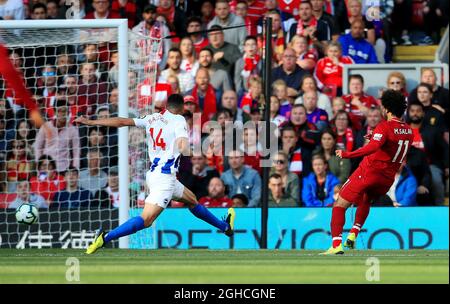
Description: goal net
0,20,162,249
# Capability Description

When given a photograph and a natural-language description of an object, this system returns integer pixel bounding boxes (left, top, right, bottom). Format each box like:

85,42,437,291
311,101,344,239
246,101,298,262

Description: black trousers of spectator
391,0,413,40
382,18,394,62
423,3,445,43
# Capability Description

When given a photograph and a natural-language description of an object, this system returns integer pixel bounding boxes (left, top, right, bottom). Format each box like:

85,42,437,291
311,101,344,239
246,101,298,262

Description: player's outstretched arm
336,137,383,159
74,116,135,128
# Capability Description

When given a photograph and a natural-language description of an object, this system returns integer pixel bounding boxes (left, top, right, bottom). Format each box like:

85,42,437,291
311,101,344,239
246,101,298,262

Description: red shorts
339,166,393,205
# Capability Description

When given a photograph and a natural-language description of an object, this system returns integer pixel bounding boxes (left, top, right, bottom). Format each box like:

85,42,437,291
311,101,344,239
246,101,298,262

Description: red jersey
30,174,66,202
411,127,426,151
342,118,414,179
314,56,354,90
193,37,209,58
111,0,137,28
278,0,302,19
246,0,267,23
342,93,380,118
198,196,233,208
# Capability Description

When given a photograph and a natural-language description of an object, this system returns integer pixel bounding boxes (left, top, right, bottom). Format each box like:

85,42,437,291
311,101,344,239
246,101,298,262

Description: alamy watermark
65,257,80,282
365,257,381,282
364,0,381,22
66,0,81,19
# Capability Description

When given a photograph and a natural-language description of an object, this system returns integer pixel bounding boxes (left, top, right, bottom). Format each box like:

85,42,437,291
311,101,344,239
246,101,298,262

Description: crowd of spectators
0,0,449,210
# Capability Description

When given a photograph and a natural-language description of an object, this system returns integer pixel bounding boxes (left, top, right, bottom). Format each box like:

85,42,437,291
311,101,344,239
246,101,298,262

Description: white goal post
0,19,161,249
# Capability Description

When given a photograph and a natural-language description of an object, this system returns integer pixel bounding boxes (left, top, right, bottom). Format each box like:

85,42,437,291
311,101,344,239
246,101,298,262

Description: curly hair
380,89,407,118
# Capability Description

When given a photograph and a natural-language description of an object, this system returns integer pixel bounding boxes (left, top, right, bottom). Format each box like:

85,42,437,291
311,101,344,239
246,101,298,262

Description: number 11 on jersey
392,140,409,163
149,128,166,150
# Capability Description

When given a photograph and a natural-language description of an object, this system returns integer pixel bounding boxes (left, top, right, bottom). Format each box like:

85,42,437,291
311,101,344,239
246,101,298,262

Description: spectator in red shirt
332,110,355,153
232,0,267,25
187,16,209,57
314,41,354,98
234,36,262,95
288,35,317,72
342,74,379,121
190,67,217,125
199,177,233,208
30,154,66,203
111,0,137,28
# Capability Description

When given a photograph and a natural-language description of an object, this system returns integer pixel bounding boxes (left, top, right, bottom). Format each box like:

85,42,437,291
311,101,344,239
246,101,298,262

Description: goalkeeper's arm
74,116,135,128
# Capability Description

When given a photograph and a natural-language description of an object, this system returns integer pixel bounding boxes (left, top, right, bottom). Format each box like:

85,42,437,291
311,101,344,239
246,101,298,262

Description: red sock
331,206,346,248
350,198,371,237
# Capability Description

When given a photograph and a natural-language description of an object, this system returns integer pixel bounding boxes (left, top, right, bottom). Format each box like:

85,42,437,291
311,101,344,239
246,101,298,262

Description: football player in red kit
321,90,414,255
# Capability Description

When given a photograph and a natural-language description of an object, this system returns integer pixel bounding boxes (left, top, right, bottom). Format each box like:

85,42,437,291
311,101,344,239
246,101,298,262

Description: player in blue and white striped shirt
75,94,235,254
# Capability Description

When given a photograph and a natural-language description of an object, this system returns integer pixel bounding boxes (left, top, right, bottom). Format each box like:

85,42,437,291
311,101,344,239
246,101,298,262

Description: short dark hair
167,94,185,111
300,0,312,7
231,193,249,206
312,153,327,163
416,82,433,93
65,165,79,175
187,16,202,27
54,98,68,109
168,47,182,56
109,166,119,176
267,9,281,16
32,3,47,13
292,103,307,112
408,99,424,111
209,25,224,33
216,108,233,119
349,74,364,84
244,35,257,44
38,154,56,170
89,126,106,136
269,173,282,181
46,0,59,6
199,48,213,56
380,89,407,118
335,110,352,127
320,128,337,141
88,147,102,157
281,126,298,137
143,4,157,14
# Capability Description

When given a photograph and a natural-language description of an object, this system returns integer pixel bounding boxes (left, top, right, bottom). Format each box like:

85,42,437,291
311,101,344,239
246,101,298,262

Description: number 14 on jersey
149,128,166,150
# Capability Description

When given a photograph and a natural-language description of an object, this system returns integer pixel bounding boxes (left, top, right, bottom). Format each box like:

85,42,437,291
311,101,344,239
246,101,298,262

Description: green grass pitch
0,249,448,284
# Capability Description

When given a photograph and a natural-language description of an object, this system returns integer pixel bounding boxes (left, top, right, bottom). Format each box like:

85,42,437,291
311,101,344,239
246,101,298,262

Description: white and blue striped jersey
133,109,188,175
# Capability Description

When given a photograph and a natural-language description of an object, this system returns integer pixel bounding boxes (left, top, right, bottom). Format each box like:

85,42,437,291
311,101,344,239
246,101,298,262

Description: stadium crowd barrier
342,63,449,98
129,207,449,250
